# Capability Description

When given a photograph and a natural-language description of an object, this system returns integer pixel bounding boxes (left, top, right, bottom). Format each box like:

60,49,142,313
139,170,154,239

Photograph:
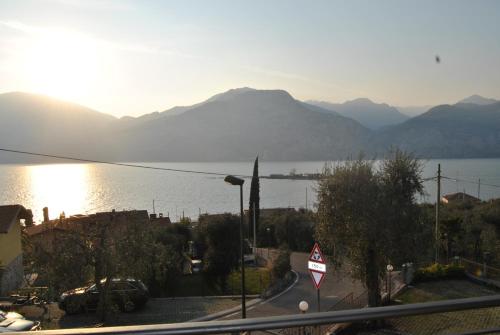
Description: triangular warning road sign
309,243,325,263
309,270,325,289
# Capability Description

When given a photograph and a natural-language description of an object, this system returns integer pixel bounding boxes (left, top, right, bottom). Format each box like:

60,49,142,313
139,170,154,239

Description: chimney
43,207,49,222
25,209,34,227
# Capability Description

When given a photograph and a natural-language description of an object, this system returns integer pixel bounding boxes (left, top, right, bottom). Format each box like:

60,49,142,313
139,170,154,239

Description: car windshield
86,284,97,292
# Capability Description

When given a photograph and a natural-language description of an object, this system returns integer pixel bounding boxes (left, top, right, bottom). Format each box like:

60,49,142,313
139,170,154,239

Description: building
441,192,481,205
0,205,32,295
25,209,151,252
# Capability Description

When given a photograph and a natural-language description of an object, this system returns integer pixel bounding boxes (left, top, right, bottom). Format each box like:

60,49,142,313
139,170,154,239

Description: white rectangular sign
308,261,326,273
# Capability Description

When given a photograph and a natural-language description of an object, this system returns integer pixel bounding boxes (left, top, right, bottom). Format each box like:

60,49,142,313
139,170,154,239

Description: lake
1,159,500,223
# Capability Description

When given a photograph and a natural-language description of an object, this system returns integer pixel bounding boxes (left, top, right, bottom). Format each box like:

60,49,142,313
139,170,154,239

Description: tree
195,214,240,291
272,211,315,252
143,226,185,296
378,150,429,265
249,156,260,241
316,151,425,307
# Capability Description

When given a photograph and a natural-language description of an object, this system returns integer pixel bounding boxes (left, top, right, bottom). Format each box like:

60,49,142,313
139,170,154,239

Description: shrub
414,263,466,282
271,248,291,281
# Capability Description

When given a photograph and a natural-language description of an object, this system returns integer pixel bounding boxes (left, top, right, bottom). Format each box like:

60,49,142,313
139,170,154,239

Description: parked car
0,310,23,321
191,259,203,273
59,278,149,314
0,309,40,332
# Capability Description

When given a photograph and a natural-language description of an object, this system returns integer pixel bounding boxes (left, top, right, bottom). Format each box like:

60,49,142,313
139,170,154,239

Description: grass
227,267,271,295
170,267,271,297
388,279,500,335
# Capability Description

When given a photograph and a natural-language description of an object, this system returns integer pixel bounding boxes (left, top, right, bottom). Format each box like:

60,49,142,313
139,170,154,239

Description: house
441,192,481,205
0,205,33,295
25,209,151,252
149,213,172,226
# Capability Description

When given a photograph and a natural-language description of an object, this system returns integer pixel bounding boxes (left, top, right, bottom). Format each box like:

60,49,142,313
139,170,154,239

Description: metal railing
461,258,500,282
10,294,500,335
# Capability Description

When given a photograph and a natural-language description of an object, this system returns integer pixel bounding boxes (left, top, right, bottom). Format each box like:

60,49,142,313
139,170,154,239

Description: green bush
414,263,466,282
271,248,291,281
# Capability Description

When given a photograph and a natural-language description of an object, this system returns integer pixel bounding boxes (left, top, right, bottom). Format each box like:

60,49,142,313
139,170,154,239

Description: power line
442,175,500,189
0,148,255,178
3,148,496,188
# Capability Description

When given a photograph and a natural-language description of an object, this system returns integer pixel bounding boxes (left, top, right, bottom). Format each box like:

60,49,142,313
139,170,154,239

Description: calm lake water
1,159,500,223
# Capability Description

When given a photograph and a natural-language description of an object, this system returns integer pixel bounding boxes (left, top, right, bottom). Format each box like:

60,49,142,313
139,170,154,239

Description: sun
23,29,99,100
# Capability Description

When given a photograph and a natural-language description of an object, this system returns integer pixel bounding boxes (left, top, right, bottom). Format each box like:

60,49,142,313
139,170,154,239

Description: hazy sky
1,0,499,117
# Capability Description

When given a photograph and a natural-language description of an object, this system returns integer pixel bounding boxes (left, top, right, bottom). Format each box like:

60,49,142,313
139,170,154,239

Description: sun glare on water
23,29,99,100
28,164,90,221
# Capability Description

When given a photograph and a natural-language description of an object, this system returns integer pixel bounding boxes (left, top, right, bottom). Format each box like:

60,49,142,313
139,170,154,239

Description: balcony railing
10,294,500,335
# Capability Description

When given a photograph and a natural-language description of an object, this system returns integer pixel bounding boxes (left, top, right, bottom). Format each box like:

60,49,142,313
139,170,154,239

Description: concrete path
220,252,364,319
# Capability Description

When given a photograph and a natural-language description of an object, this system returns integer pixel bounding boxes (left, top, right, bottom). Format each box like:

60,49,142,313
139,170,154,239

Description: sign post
308,243,326,312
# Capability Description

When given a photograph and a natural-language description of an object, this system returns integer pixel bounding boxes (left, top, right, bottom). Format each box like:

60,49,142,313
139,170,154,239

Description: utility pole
478,178,481,200
435,164,441,263
305,187,308,210
152,200,156,214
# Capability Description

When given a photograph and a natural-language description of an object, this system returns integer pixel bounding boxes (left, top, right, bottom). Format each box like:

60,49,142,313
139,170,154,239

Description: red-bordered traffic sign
308,243,326,289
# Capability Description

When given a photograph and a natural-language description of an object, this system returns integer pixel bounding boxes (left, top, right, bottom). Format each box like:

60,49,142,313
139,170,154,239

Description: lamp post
386,264,394,303
224,175,246,319
299,301,309,335
266,227,271,258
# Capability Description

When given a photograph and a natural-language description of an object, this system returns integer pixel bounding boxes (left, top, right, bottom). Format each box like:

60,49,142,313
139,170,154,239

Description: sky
1,0,500,117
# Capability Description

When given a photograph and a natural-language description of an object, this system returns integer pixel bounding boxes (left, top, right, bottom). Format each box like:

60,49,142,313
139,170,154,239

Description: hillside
372,102,500,158
307,98,409,129
0,89,371,162
3,89,500,162
111,89,371,161
0,92,116,163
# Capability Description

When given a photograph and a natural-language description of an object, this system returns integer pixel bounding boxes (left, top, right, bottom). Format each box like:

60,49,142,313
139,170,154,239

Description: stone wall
0,253,23,296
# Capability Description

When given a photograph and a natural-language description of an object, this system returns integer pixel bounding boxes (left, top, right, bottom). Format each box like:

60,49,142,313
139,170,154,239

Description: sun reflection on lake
27,164,89,220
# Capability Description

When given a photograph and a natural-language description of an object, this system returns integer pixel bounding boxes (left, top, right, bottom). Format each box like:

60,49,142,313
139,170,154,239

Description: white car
0,309,40,332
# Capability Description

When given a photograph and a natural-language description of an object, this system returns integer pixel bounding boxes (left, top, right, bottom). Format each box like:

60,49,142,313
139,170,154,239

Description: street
221,252,364,319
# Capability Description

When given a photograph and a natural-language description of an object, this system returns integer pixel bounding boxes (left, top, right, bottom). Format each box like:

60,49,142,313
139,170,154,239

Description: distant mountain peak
345,97,375,105
162,87,295,117
458,94,498,106
306,98,408,130
208,87,293,102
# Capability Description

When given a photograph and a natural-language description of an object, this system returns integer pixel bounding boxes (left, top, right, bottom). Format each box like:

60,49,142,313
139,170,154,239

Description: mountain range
0,89,499,162
306,98,409,129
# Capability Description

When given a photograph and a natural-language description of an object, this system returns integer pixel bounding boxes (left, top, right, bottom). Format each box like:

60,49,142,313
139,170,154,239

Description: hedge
414,263,466,282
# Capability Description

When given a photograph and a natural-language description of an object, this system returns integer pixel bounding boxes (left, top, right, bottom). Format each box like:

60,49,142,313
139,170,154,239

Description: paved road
222,252,365,319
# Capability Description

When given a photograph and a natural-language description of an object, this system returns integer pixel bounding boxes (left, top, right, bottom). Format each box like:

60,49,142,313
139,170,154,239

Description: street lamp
299,301,309,314
224,175,246,319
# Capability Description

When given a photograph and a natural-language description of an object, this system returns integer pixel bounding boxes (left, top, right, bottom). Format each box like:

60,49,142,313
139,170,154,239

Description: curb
150,295,260,301
188,298,263,322
189,270,300,322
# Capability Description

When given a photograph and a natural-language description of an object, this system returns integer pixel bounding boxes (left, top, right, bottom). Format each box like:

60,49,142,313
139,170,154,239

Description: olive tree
316,150,425,307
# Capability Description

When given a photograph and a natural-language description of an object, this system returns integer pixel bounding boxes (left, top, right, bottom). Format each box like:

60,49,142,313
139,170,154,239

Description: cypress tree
249,156,260,244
